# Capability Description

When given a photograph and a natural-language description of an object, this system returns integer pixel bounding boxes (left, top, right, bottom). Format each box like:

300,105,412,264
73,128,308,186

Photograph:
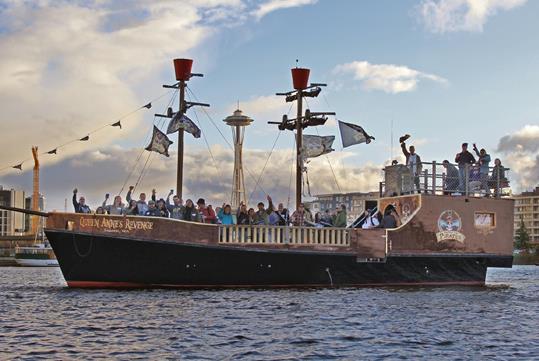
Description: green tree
514,217,530,252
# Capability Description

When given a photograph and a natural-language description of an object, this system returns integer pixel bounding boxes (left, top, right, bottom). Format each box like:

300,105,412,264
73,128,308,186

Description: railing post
432,161,436,194
423,169,428,194
465,164,469,197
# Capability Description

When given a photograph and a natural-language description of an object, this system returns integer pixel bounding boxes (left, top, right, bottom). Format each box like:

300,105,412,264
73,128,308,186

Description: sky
0,0,538,211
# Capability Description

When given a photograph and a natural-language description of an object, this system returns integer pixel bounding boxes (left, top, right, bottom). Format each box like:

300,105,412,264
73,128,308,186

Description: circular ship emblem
436,210,465,243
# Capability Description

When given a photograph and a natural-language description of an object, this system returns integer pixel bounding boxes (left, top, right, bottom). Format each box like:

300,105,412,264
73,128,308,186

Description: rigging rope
247,130,281,205
119,90,178,195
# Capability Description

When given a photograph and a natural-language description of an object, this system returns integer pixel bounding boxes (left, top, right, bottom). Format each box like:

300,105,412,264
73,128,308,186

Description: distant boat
15,244,58,267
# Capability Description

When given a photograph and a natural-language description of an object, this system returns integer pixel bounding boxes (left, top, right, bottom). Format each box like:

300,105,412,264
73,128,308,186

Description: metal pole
177,80,185,199
296,89,303,210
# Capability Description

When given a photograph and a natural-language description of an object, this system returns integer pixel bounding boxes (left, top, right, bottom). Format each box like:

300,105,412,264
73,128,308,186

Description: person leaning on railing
442,160,459,195
489,158,508,197
455,143,476,193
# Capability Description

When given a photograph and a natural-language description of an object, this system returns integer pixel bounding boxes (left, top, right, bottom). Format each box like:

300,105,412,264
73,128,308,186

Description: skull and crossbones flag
302,134,335,158
145,126,173,157
338,120,375,148
166,113,201,139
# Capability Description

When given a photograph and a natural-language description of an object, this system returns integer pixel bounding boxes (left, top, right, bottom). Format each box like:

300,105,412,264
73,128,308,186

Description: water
1,266,538,360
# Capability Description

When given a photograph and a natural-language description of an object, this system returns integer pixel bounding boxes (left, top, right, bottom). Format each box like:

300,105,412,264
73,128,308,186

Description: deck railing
218,225,350,246
380,161,510,198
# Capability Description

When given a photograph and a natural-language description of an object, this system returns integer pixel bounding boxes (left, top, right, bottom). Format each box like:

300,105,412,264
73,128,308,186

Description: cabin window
66,221,75,231
474,212,496,228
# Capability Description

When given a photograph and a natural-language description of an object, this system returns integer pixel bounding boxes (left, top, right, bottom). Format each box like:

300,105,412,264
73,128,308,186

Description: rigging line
119,90,178,195
247,130,281,205
191,105,219,174
0,89,175,174
186,86,268,199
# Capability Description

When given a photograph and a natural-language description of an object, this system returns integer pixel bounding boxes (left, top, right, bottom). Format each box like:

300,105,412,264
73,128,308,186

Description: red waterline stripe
66,280,485,288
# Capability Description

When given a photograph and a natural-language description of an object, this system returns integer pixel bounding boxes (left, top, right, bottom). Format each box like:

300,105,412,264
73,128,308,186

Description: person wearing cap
72,188,91,214
455,143,476,193
442,160,459,195
144,200,160,217
197,198,216,224
400,136,422,193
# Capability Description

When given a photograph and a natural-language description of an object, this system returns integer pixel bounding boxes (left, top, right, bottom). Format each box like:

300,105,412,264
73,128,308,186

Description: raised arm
400,142,410,158
126,186,134,203
72,189,79,211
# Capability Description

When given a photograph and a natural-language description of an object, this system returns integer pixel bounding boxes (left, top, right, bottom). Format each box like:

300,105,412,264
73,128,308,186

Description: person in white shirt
361,210,380,229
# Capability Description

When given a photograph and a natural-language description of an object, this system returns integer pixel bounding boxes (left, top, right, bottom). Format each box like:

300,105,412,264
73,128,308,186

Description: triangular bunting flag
80,135,89,141
145,126,173,157
143,102,152,109
301,134,335,158
47,149,57,155
111,121,122,129
338,120,375,148
166,113,201,139
12,163,22,170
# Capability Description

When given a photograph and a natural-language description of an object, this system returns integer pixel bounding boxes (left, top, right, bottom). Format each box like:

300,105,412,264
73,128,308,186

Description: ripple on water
0,266,538,360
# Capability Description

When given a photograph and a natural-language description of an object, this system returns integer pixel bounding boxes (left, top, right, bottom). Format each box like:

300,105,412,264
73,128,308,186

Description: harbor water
1,266,538,360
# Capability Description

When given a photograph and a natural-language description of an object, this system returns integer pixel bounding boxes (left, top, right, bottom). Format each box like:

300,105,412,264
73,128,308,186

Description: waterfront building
0,186,26,236
305,191,379,224
513,186,539,245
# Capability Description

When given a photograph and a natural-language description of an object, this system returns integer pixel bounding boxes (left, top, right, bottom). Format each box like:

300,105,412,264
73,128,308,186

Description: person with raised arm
72,188,91,214
166,190,185,220
472,143,491,196
102,194,125,215
400,135,422,193
126,185,148,215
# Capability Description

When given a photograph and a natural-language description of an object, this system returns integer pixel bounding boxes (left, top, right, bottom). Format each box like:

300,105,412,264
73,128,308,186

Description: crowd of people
400,137,508,196
72,188,352,228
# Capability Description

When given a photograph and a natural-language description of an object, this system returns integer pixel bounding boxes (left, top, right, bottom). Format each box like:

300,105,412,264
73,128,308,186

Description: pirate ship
1,59,514,287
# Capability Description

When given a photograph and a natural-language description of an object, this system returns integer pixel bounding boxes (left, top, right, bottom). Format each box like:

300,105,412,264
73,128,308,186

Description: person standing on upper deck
333,204,347,228
455,143,476,193
400,135,422,193
472,143,491,196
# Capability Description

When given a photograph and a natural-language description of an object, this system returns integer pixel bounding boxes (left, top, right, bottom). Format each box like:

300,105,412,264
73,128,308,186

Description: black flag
12,163,22,170
47,149,57,154
145,126,173,157
80,135,89,141
111,121,122,129
338,120,375,147
143,102,152,109
166,113,201,138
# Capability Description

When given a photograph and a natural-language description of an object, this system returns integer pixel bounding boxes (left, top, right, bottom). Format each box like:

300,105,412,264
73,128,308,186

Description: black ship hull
46,230,512,288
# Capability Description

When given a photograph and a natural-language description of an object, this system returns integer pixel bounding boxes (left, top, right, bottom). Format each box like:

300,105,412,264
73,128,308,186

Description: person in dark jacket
72,188,91,213
455,143,476,193
166,191,185,220
473,144,491,195
237,202,250,225
144,200,160,217
183,199,200,222
489,158,508,196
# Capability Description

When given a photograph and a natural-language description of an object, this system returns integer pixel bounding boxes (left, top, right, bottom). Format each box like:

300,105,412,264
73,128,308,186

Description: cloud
0,0,318,173
252,0,317,20
496,125,539,192
417,0,528,33
0,145,383,212
333,61,448,94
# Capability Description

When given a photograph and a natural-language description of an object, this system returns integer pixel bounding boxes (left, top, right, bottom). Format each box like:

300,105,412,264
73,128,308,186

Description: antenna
390,117,394,162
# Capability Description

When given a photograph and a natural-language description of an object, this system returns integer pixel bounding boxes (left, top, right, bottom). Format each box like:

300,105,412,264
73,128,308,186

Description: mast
156,59,209,200
270,66,334,210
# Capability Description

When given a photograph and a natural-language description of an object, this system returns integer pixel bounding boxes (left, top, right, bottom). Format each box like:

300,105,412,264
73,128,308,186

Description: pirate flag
166,113,201,139
145,126,173,157
338,120,375,148
302,134,335,158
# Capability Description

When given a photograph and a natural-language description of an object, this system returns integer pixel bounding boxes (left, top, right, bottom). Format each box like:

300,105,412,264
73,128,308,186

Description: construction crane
31,146,39,235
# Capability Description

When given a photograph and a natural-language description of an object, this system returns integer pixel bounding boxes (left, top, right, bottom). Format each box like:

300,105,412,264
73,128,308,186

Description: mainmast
270,67,334,209
156,59,209,199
